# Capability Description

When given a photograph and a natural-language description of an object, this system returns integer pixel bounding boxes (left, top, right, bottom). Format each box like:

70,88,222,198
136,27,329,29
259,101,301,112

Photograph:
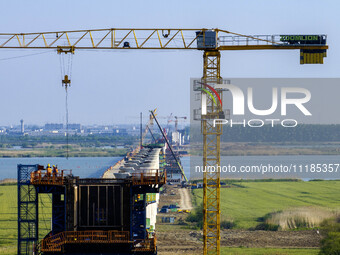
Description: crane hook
62,74,71,90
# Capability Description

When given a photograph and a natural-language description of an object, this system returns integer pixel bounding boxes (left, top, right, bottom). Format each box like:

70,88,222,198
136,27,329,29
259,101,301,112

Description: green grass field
0,184,16,254
193,180,340,229
221,247,319,255
0,184,52,254
1,181,339,254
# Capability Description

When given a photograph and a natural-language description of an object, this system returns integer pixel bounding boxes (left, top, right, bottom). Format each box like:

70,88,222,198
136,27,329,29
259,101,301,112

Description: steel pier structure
18,145,166,255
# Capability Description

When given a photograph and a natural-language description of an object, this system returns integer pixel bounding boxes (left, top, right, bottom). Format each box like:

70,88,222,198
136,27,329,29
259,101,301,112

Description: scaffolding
18,165,39,255
18,165,69,255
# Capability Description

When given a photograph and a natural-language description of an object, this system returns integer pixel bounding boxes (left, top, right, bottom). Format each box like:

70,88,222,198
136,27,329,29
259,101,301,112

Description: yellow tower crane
173,116,187,133
140,109,157,149
0,28,328,255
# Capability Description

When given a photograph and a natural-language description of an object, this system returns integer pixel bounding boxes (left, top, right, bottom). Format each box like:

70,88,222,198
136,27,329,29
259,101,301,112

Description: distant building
68,124,81,131
114,128,128,136
44,123,63,130
20,119,24,133
171,131,182,145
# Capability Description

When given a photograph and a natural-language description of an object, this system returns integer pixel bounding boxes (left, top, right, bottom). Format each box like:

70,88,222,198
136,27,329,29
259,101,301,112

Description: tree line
0,134,136,148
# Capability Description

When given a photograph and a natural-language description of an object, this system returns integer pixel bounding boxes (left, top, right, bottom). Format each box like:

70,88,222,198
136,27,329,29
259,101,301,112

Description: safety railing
41,230,131,252
40,232,65,252
30,169,72,185
131,170,166,186
64,230,130,243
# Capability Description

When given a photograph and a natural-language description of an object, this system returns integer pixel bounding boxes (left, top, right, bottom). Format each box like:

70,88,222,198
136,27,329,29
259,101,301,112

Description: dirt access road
178,188,193,210
158,185,200,255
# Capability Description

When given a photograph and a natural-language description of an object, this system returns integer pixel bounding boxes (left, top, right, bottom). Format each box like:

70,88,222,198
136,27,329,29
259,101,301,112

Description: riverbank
2,141,340,158
101,157,125,178
0,147,128,158
189,142,340,156
0,178,16,184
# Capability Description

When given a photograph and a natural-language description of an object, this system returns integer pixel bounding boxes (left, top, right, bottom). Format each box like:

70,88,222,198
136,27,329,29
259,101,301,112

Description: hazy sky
0,0,339,126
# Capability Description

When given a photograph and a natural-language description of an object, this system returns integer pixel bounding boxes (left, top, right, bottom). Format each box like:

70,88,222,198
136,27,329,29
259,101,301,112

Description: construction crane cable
69,54,73,78
65,86,69,159
59,52,73,159
0,51,52,61
67,52,73,77
150,110,188,182
147,125,157,142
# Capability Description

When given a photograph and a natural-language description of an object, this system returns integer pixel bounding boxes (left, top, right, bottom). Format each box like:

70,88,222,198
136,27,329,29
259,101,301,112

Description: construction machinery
150,111,188,182
140,109,157,149
167,115,187,148
0,28,328,255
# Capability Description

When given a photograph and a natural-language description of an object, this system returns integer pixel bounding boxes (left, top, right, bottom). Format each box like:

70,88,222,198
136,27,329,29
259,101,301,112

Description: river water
0,157,121,179
0,155,338,180
0,156,190,180
190,155,340,180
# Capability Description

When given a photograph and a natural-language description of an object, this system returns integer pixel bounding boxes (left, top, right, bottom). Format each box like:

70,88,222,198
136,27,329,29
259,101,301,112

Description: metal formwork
78,185,124,228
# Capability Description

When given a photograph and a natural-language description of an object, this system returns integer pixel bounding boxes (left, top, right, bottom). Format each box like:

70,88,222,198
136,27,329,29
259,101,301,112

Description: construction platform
17,145,166,255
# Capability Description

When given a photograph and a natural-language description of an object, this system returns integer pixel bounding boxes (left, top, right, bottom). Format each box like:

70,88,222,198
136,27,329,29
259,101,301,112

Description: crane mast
202,50,222,254
0,28,328,255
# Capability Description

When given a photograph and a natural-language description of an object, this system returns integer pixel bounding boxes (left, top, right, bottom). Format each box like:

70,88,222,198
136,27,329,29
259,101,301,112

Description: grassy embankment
0,134,134,158
192,180,340,229
189,142,340,156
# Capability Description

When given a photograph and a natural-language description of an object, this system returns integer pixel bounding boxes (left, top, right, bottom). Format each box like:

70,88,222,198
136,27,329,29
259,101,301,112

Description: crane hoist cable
58,47,74,159
65,89,69,159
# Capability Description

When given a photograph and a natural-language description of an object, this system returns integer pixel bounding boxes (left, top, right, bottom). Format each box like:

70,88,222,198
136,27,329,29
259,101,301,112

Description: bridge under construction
18,143,167,254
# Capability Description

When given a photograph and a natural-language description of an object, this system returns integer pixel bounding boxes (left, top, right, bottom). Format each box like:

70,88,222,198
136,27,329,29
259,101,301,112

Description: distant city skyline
0,118,182,127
